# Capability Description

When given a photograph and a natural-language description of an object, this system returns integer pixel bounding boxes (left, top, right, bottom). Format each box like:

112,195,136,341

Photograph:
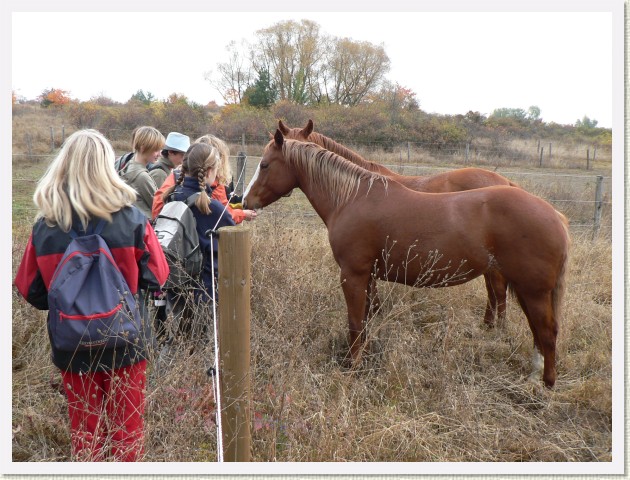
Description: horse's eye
260,162,269,169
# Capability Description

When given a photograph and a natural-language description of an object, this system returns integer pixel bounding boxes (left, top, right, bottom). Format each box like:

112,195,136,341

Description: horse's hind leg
483,270,508,328
514,290,558,388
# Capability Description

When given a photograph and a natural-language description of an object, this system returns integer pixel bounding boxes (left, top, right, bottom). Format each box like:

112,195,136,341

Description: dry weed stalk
11,210,612,462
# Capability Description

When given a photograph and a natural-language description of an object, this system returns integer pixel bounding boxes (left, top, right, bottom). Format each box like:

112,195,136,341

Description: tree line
205,19,391,108
12,17,611,151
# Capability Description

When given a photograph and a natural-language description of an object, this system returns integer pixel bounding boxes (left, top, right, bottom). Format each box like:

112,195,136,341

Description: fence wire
12,153,613,239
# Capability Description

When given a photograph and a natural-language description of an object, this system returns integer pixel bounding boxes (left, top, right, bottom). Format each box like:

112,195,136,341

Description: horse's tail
552,211,571,326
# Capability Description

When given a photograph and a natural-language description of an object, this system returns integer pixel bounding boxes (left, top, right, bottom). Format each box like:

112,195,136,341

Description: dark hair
161,148,182,158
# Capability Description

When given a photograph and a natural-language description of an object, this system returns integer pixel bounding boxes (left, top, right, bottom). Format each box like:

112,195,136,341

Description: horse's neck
296,178,337,226
316,134,396,176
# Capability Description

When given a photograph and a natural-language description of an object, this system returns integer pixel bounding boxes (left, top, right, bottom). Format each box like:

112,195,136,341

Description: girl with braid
194,134,257,223
161,143,235,338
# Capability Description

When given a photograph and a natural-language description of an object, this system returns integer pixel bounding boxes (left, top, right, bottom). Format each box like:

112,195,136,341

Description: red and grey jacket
14,206,169,373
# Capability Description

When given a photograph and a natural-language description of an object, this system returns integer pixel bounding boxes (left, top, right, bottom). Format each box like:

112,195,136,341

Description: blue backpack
47,219,142,351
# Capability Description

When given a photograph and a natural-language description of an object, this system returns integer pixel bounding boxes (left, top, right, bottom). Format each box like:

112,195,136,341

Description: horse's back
407,167,515,193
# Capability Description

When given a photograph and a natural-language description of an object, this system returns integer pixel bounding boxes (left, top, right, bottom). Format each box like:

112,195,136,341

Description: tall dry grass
11,117,614,462
12,207,613,462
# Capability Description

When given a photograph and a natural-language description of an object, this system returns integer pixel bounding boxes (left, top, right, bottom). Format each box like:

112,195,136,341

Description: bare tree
205,40,253,104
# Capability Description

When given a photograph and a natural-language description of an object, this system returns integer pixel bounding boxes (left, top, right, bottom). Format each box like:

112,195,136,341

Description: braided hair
162,143,219,215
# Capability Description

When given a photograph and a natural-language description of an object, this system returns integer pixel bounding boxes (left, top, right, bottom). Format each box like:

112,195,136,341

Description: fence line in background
12,153,613,183
12,153,613,238
16,124,612,170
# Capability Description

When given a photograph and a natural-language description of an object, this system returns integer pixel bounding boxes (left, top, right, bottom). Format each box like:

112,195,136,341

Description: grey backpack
153,193,203,289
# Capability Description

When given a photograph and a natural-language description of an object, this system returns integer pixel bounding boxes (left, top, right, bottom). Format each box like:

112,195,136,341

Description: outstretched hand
244,209,258,221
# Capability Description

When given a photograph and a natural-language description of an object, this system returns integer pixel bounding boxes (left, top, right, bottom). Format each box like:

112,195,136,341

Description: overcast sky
10,5,621,128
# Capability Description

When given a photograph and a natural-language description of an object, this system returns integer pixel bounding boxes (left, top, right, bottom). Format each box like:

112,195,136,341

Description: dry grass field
11,125,615,464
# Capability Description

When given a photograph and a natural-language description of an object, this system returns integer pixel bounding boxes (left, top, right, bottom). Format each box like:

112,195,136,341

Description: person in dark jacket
14,129,169,462
161,142,235,338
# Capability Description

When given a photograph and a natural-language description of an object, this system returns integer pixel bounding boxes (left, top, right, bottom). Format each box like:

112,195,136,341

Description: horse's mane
307,131,386,174
282,139,388,207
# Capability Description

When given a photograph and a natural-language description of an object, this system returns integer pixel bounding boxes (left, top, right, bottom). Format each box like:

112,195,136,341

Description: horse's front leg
340,270,370,364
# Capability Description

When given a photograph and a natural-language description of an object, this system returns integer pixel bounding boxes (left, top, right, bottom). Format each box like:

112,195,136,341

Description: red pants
61,360,146,462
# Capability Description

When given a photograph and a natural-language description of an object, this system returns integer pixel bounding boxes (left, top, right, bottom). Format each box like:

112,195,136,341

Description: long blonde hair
194,134,231,185
33,129,138,232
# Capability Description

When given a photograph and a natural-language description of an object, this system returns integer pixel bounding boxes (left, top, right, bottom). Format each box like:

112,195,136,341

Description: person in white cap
148,132,190,339
149,131,190,188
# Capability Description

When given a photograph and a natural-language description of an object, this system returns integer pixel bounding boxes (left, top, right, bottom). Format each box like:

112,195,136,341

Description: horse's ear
268,131,274,140
274,128,284,147
278,119,289,135
302,119,314,136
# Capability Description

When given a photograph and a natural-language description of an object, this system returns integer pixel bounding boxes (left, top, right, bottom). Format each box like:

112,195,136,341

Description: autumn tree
251,19,324,105
207,19,392,108
39,88,71,107
66,101,101,128
322,38,390,106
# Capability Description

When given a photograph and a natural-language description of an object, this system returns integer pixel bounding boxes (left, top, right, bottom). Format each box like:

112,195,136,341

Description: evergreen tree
244,70,277,108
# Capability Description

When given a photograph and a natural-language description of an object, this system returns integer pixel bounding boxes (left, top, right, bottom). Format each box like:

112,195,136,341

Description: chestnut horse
278,119,519,328
244,130,570,388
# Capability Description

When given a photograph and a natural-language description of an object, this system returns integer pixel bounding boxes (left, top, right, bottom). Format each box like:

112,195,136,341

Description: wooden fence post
587,149,591,170
50,126,54,152
465,142,470,164
241,133,246,153
218,226,252,462
539,147,544,167
592,175,604,240
236,152,247,198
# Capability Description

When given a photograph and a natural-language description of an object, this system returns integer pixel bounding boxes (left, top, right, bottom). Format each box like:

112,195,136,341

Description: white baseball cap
164,132,190,153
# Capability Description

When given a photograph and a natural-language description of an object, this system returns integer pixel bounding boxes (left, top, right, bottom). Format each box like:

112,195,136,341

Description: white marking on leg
528,348,544,383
